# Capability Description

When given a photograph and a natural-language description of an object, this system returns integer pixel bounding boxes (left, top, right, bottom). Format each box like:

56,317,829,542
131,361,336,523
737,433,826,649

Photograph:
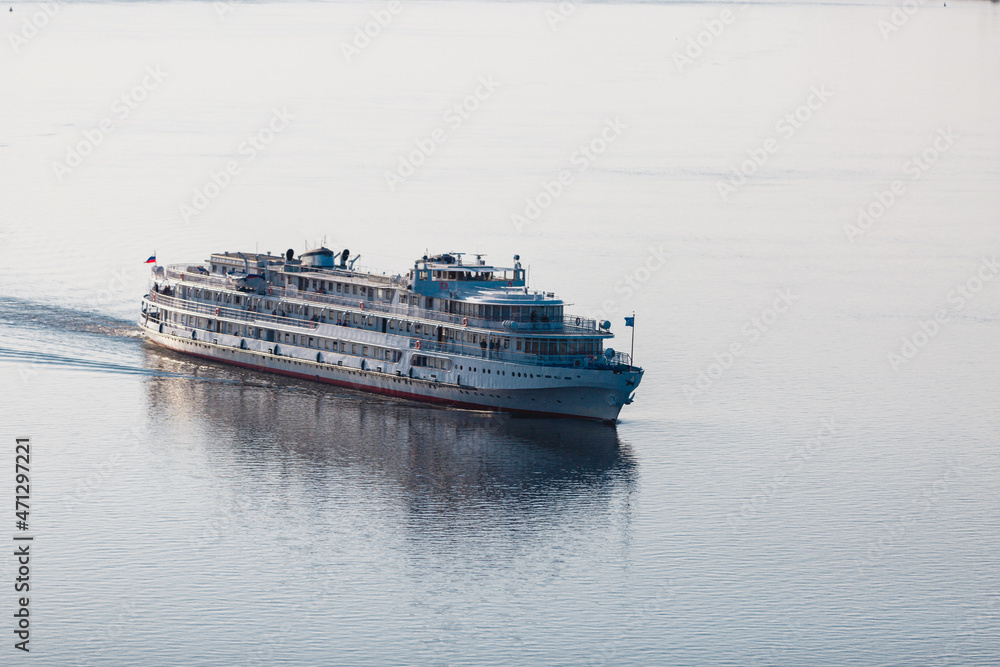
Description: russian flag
145,255,156,264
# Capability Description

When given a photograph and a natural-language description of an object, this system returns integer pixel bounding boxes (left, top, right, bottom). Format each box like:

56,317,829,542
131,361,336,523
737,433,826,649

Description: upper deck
409,252,525,296
161,258,609,337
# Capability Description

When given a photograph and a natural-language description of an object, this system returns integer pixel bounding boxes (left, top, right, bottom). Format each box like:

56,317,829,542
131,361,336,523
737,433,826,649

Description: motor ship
139,248,643,423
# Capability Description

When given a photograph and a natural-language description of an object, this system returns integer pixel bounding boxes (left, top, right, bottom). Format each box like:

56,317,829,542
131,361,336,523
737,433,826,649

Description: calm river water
1,1,998,664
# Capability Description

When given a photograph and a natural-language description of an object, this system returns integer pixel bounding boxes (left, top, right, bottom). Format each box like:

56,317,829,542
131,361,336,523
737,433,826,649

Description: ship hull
141,323,639,423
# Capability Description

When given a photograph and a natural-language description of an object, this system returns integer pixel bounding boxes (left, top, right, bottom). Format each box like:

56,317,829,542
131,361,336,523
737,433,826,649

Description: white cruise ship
139,248,643,423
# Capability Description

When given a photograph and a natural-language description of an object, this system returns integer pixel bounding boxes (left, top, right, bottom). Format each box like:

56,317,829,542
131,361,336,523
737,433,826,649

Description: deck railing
161,264,602,335
146,292,634,369
147,293,318,330
407,338,632,369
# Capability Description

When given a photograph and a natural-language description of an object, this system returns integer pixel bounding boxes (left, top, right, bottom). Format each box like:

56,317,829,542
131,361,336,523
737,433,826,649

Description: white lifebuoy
415,340,422,349
359,301,365,311
440,281,448,290
214,307,220,316
462,317,468,327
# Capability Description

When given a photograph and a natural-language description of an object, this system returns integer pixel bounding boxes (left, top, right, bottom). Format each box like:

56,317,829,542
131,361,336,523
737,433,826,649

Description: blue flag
624,316,634,327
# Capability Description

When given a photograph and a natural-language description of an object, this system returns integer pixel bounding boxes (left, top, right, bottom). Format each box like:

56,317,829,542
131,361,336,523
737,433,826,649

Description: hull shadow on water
141,345,638,527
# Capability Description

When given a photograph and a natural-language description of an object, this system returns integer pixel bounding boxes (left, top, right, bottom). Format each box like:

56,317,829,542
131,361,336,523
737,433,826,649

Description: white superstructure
139,248,643,423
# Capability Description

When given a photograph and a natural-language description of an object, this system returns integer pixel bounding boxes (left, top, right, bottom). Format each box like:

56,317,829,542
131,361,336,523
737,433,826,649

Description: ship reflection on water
141,346,637,538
